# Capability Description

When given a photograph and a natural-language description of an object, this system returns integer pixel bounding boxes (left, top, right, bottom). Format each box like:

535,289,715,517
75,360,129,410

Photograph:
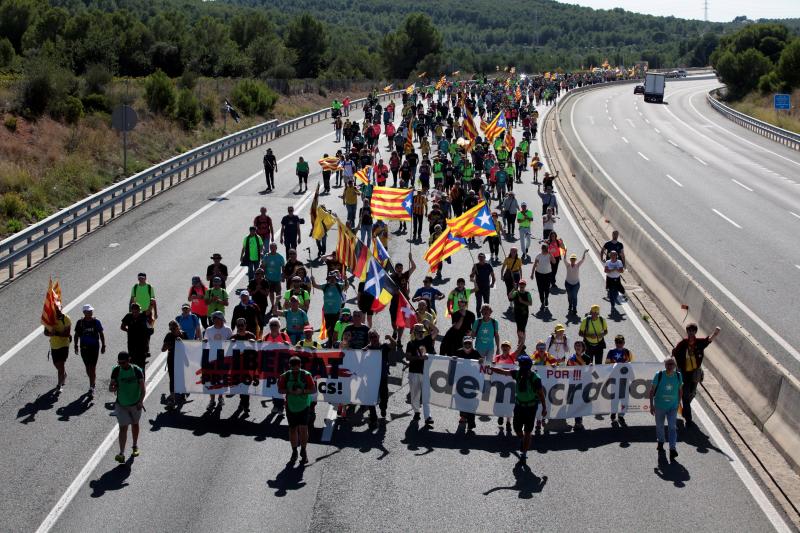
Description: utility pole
704,0,709,22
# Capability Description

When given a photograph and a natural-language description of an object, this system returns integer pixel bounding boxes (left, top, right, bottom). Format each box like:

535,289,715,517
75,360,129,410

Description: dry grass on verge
729,89,800,135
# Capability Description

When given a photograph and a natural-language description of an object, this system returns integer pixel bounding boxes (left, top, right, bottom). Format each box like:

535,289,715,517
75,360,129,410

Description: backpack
653,369,682,395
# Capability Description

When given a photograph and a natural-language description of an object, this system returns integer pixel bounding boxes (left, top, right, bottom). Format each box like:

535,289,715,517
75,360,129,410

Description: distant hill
222,0,725,70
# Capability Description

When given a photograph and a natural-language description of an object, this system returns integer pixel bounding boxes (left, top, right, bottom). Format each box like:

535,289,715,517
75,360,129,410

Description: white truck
644,72,665,103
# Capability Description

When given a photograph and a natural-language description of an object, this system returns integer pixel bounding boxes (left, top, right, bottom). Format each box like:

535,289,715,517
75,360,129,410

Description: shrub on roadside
175,88,201,130
84,64,112,95
18,60,75,119
52,95,84,125
143,69,176,116
0,192,26,218
231,79,278,116
201,95,217,125
82,93,111,113
4,115,16,132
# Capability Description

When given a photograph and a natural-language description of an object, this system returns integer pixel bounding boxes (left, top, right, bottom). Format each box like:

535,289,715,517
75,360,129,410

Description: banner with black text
174,341,381,405
422,355,662,418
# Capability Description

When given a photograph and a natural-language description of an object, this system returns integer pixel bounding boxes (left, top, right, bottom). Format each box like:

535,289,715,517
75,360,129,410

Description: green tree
715,48,772,99
175,88,201,130
144,69,176,116
285,13,328,78
0,37,14,68
0,0,36,53
247,34,296,78
382,13,443,78
776,39,800,90
231,79,278,116
230,11,274,50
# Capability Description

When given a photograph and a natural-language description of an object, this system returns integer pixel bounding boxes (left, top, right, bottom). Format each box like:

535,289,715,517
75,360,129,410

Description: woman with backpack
649,357,683,461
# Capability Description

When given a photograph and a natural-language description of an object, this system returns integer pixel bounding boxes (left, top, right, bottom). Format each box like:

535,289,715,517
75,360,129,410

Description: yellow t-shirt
48,315,72,350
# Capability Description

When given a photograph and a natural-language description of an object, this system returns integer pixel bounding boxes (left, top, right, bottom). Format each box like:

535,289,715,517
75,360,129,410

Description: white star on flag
477,210,492,227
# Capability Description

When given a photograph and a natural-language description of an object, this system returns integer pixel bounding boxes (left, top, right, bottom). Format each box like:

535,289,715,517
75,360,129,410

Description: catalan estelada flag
423,230,467,273
371,186,413,221
363,257,397,313
462,106,478,144
515,86,522,102
403,121,414,152
480,110,507,142
383,84,393,93
354,166,370,185
446,201,498,239
435,75,446,90
318,156,341,172
504,128,515,153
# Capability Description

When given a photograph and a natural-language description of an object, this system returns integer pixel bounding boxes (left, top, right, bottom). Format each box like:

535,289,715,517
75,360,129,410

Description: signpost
774,93,791,110
111,105,138,176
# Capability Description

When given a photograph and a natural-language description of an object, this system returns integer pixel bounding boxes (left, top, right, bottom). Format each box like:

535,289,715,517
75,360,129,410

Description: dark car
634,85,645,95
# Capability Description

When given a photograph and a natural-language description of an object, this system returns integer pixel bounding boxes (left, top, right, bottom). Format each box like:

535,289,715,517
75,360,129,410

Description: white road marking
644,118,650,124
682,91,800,170
666,174,684,187
791,212,800,220
694,156,708,166
796,265,800,271
612,124,618,130
33,177,324,530
589,116,595,125
637,151,649,161
558,99,791,531
625,118,635,127
621,136,629,144
668,139,679,148
569,93,800,367
654,128,661,134
0,131,330,369
731,179,754,192
713,208,742,228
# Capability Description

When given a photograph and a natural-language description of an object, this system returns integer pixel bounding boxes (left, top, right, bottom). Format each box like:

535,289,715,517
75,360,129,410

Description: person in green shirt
312,273,345,342
333,308,352,346
517,202,534,259
204,277,229,316
649,356,684,460
241,226,264,282
261,242,285,310
278,356,316,464
109,351,145,463
296,156,310,193
130,272,157,320
279,296,309,345
491,355,547,462
284,276,311,312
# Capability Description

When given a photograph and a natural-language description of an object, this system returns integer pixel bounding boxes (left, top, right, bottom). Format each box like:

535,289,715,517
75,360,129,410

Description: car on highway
633,84,645,95
676,69,688,78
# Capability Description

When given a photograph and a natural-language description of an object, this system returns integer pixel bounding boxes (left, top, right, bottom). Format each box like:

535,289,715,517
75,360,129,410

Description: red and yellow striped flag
383,84,393,93
354,166,370,185
336,221,356,270
318,156,341,172
370,187,413,221
41,277,62,327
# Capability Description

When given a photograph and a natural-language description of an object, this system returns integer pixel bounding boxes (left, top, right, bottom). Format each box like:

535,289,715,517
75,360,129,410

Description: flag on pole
452,70,460,76
354,166,371,186
515,86,522,102
311,205,337,241
417,72,427,78
318,156,341,172
363,257,397,313
370,187,413,221
405,83,415,94
373,235,391,267
462,106,478,144
383,84,393,93
318,311,328,342
403,121,414,153
480,110,507,142
423,230,467,273
351,240,371,281
504,128,515,153
435,75,447,90
395,292,419,329
41,277,62,327
336,221,356,270
446,201,498,239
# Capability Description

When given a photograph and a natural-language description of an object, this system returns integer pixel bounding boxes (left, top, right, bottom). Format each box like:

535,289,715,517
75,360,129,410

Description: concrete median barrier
544,86,800,471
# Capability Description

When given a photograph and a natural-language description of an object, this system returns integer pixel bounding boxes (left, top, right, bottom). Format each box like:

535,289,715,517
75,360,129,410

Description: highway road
562,76,800,378
0,90,790,532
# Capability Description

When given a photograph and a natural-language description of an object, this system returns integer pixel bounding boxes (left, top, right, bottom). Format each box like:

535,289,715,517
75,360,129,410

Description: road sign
111,105,138,176
774,94,791,110
111,105,137,131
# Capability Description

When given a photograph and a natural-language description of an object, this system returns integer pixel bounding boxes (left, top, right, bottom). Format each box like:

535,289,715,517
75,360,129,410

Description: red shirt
253,214,273,241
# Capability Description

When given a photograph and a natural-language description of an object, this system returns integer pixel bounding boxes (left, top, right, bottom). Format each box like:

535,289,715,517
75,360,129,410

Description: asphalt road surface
0,90,790,532
562,76,800,378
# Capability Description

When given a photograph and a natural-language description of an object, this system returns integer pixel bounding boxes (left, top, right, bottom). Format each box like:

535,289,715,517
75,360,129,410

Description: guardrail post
26,236,32,268
43,227,48,258
8,243,14,278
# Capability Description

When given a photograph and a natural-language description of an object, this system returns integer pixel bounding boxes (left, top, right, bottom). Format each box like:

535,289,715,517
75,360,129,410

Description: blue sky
566,0,800,22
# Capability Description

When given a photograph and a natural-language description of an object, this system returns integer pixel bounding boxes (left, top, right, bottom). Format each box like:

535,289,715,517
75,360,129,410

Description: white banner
174,341,381,405
422,355,662,418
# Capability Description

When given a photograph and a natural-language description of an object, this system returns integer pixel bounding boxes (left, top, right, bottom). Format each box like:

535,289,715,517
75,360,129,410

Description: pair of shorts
286,408,309,428
114,404,142,425
51,347,69,364
513,404,537,434
80,345,100,368
267,281,281,293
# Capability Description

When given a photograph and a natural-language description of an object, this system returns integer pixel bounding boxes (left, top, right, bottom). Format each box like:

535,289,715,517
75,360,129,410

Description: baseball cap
211,311,225,320
192,276,201,284
517,354,532,365
518,279,527,285
213,276,222,283
82,304,94,312
501,340,512,347
239,290,249,297
137,272,146,278
463,336,474,343
181,303,190,309
304,325,314,332
554,324,565,333
590,304,600,313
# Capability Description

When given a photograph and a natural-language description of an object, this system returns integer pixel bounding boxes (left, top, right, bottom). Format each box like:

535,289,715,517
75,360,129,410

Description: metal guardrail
0,90,404,283
707,89,800,151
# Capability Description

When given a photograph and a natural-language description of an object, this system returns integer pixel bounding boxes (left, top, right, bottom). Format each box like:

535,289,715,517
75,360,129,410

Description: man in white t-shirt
203,311,232,410
604,251,624,313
